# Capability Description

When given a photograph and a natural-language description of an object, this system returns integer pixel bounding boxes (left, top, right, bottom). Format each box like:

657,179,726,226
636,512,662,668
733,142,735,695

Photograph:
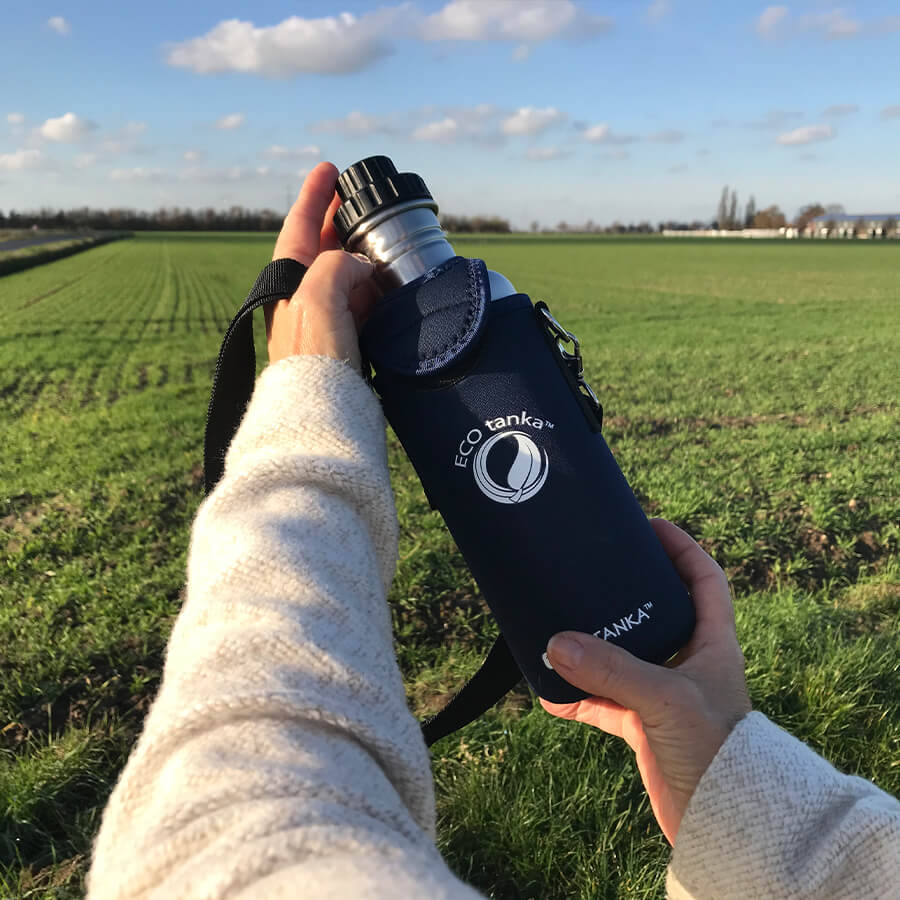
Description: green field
1,234,898,898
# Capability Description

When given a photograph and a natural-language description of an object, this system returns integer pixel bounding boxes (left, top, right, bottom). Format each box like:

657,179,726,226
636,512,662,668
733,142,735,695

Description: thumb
546,632,671,718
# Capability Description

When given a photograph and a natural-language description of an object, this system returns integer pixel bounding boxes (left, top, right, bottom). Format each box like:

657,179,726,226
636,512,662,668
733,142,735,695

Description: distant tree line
0,206,286,232
1,206,514,235
544,220,658,234
711,187,847,231
0,194,870,237
439,214,511,233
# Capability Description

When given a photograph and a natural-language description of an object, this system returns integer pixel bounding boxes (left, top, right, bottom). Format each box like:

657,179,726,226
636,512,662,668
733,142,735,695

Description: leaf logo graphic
473,431,549,505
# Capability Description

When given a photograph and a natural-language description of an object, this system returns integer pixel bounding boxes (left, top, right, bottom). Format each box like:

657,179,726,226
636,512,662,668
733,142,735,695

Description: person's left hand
266,161,378,370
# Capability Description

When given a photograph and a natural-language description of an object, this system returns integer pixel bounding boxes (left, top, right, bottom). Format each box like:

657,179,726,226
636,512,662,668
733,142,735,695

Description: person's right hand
265,161,378,371
541,519,752,845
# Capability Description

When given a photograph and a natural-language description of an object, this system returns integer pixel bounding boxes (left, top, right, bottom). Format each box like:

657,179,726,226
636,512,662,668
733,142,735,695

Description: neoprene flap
361,256,490,377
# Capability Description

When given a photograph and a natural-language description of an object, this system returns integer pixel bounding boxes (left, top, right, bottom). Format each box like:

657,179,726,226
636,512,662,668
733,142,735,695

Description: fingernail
548,635,583,669
352,252,373,266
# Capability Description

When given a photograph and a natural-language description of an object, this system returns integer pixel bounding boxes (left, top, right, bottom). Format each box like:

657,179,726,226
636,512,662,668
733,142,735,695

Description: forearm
88,356,478,899
667,711,900,899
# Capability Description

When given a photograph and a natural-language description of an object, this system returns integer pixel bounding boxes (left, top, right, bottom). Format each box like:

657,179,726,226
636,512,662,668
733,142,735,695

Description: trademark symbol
546,422,555,429
644,602,653,610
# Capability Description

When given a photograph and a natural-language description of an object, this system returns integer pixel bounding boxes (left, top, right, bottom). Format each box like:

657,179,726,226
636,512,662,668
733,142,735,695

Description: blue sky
2,1,899,227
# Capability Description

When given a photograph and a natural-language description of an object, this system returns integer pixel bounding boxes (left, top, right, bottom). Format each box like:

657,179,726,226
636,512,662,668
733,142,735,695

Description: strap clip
537,305,603,426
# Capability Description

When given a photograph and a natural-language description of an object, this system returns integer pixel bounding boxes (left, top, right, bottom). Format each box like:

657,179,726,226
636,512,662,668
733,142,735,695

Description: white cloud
777,124,834,145
823,103,858,117
166,10,401,77
583,123,637,144
501,106,565,136
645,0,671,25
880,105,900,119
419,0,613,42
39,112,97,142
74,153,97,169
262,144,321,159
309,110,397,136
183,149,205,162
48,16,70,35
412,117,461,142
667,164,688,173
648,128,685,143
178,164,289,183
584,123,609,141
312,104,499,142
0,149,45,170
800,9,860,39
758,6,864,41
123,121,148,136
7,113,25,125
215,113,245,130
748,109,802,129
110,167,167,182
757,5,788,37
409,105,501,142
525,146,568,161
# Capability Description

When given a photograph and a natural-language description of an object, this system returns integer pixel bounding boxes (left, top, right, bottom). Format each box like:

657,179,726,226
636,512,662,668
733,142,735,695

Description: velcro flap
360,256,490,377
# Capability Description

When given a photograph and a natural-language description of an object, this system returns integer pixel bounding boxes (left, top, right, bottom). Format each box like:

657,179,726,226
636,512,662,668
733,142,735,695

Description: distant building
807,213,900,239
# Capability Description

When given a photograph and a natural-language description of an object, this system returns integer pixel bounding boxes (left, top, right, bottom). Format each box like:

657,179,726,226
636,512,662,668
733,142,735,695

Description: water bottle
333,156,695,704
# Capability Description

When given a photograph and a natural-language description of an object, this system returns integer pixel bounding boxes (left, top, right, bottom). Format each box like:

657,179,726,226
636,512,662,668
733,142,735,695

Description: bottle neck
344,201,455,293
344,200,517,300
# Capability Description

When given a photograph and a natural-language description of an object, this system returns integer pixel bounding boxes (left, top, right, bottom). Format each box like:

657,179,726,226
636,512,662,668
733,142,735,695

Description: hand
266,161,378,370
541,519,752,845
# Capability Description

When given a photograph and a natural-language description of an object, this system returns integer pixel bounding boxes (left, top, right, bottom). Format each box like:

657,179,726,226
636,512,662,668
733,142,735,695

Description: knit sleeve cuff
667,711,900,899
225,355,387,474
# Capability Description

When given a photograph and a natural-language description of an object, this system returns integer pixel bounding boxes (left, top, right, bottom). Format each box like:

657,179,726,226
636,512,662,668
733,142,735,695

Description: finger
541,696,629,739
347,277,380,332
273,162,339,265
649,519,735,631
292,250,375,369
545,631,674,721
318,192,343,253
295,250,374,311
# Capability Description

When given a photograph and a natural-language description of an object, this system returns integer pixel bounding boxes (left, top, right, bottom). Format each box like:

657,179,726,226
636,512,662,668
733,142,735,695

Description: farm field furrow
1,233,898,899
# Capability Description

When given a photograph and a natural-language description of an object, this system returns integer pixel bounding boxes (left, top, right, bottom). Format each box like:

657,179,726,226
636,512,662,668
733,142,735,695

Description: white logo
594,603,654,641
472,430,549,504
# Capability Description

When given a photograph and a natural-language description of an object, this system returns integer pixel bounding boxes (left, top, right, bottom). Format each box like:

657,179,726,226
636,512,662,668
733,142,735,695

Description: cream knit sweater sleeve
668,710,900,899
87,354,899,900
87,355,482,900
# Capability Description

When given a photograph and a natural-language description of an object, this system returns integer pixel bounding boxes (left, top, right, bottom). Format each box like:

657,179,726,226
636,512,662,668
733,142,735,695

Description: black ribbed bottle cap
333,156,436,243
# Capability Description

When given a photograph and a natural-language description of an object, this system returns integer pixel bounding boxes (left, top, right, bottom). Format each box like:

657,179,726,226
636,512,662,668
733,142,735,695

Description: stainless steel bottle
334,156,516,300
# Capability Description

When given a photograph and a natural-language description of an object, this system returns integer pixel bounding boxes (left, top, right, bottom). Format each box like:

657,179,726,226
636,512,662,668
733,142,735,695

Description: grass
0,233,898,897
0,239,89,263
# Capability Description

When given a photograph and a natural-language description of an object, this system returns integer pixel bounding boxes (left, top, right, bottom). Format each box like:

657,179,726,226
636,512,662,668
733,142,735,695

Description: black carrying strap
204,259,524,747
204,258,307,494
421,634,523,747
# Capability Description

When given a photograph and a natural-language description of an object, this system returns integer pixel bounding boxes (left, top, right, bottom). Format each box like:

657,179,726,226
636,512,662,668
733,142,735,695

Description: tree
728,189,738,229
884,217,897,238
744,195,757,228
753,205,786,229
717,185,729,229
530,220,539,233
825,203,845,215
795,203,825,231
